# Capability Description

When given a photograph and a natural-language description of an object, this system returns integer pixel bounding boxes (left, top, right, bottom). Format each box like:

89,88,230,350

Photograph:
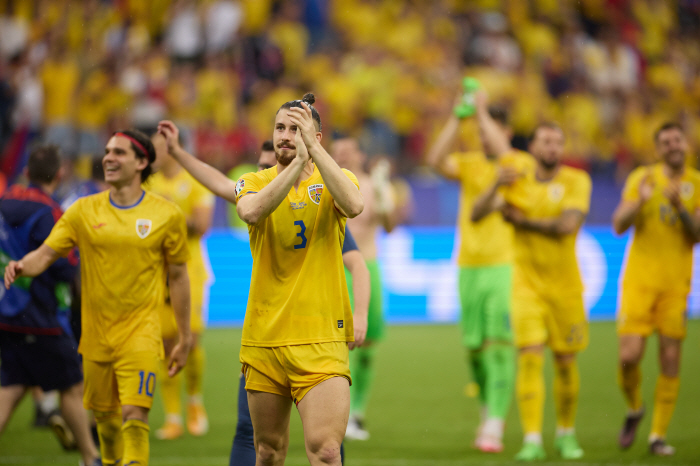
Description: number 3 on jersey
294,220,307,249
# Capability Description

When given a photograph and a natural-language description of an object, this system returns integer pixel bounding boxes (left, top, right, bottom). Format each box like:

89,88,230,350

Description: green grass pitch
1,321,698,465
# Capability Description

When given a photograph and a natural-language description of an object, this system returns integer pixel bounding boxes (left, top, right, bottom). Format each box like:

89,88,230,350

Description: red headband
114,132,151,161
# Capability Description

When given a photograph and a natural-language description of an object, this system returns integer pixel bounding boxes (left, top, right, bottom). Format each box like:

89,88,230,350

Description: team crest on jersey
136,219,152,239
235,178,245,197
548,183,564,202
308,184,324,205
681,181,694,200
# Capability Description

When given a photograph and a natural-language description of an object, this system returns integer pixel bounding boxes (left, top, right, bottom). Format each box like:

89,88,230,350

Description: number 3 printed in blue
294,220,307,249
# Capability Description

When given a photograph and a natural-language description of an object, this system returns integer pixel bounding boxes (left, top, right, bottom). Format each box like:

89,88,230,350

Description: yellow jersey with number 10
506,165,591,295
235,165,359,347
44,190,190,361
621,163,700,292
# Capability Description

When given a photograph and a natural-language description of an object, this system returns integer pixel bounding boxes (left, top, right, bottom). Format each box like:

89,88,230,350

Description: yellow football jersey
449,150,534,266
44,190,190,361
621,163,700,292
506,165,591,294
146,169,214,280
235,165,359,347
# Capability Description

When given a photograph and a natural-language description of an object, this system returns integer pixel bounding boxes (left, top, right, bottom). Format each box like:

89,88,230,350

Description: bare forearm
425,115,460,171
612,201,642,234
471,184,501,222
518,210,583,237
237,160,304,225
169,271,191,341
476,105,510,156
349,262,370,320
171,146,237,202
676,206,700,242
21,245,59,277
309,142,363,217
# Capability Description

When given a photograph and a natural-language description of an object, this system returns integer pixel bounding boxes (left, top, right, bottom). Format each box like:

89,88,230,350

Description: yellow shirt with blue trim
448,150,534,266
506,165,591,295
44,190,190,361
235,165,359,347
621,163,700,292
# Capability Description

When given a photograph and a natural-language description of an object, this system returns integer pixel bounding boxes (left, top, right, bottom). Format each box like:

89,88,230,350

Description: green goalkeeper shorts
458,264,513,349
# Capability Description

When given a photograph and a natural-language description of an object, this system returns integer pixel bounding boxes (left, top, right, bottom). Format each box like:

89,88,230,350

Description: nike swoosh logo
92,223,107,229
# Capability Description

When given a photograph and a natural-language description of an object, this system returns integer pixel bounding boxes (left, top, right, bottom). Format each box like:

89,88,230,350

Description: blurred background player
4,130,192,466
149,132,214,440
473,123,591,461
228,139,370,466
425,88,533,452
612,122,700,456
0,145,100,466
159,92,364,465
331,137,411,441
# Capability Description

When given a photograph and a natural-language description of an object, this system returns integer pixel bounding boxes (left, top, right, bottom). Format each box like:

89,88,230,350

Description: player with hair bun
158,91,365,465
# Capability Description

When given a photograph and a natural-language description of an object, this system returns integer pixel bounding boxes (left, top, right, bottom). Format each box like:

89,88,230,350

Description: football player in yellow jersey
157,92,364,466
473,122,591,461
5,130,192,466
148,133,215,440
425,90,532,452
612,123,700,456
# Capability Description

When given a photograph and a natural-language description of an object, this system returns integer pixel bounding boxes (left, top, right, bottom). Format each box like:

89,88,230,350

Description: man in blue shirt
0,145,100,466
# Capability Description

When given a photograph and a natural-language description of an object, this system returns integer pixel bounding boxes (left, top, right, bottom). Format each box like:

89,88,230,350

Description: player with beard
157,92,365,466
473,123,591,461
612,123,700,456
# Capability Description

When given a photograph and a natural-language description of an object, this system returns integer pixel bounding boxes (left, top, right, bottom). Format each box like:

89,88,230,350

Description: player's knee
306,437,342,464
619,346,642,366
121,405,149,423
256,438,286,465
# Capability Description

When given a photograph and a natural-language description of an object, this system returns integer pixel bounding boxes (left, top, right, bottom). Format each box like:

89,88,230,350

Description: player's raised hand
664,180,683,209
167,337,190,377
287,102,316,147
293,124,311,165
639,171,655,202
157,120,182,156
4,260,23,289
495,166,520,187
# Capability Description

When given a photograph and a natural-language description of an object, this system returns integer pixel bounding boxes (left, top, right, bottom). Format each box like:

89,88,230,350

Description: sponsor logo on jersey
290,201,307,210
92,222,107,229
235,178,245,197
136,219,152,239
308,184,324,205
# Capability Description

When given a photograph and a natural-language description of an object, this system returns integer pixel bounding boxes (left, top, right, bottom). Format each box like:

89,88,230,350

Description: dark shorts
0,331,83,391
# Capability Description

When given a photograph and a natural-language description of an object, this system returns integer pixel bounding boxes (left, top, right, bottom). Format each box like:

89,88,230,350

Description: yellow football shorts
617,282,688,339
82,351,161,411
160,272,206,339
240,342,351,404
512,288,588,353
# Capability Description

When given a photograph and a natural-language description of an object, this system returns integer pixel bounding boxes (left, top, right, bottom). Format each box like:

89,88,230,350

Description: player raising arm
5,130,191,466
159,93,364,466
473,122,591,461
612,122,700,456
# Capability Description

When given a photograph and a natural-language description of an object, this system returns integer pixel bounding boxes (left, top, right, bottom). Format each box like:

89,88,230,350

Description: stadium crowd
0,0,700,197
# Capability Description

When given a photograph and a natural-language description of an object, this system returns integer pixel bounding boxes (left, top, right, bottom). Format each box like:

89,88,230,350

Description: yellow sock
650,375,680,439
94,411,123,466
160,358,182,418
618,363,642,412
185,344,205,398
122,419,150,466
516,352,544,435
554,358,579,429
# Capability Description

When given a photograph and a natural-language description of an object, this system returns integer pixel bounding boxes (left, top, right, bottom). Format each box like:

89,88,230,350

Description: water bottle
453,77,480,119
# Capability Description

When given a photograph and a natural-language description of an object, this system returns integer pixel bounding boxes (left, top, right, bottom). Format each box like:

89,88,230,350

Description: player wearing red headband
4,130,192,466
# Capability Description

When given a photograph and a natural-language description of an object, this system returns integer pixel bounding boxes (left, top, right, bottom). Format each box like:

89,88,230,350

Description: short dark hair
654,122,684,143
27,145,61,185
113,129,156,182
277,92,322,131
488,106,508,126
261,140,274,152
529,122,564,143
